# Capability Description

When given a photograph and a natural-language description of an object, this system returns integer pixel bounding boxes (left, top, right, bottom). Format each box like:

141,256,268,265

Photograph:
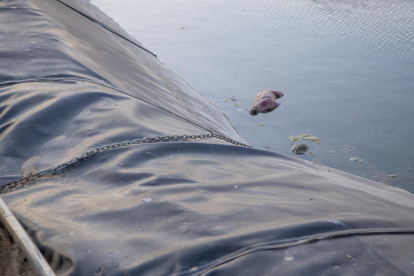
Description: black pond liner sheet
1,0,414,275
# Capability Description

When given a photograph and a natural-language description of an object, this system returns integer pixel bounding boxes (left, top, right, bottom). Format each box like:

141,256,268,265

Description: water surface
91,0,414,193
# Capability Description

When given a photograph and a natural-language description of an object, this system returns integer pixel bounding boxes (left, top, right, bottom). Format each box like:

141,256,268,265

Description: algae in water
288,134,321,144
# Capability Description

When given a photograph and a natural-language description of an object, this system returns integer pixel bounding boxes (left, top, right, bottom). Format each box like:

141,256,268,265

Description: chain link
0,133,250,193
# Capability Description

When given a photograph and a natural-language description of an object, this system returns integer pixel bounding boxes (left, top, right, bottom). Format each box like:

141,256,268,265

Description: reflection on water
91,0,414,193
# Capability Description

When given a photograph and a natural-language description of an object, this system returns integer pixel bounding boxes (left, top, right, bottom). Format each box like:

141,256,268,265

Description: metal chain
0,133,250,193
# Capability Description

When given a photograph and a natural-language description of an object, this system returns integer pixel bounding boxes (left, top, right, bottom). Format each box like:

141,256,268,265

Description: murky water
91,0,414,193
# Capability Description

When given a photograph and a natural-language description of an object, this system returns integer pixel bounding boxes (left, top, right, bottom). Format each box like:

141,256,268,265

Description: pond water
91,0,414,193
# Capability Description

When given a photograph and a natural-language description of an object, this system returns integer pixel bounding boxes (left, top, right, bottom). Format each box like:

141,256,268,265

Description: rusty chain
0,133,251,193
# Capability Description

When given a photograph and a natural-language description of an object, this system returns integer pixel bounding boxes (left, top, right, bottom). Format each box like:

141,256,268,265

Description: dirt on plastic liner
1,0,414,275
0,226,35,276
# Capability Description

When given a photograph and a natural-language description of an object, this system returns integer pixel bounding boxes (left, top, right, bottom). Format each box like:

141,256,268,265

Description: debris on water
387,174,397,179
181,27,185,30
309,152,315,156
354,137,364,142
231,96,237,102
233,103,239,107
248,89,284,116
289,136,299,142
248,131,251,133
223,98,228,102
288,134,321,144
329,150,336,153
384,126,398,132
347,255,352,258
141,198,152,202
349,157,364,163
189,267,198,272
258,123,264,126
291,144,309,155
340,145,354,153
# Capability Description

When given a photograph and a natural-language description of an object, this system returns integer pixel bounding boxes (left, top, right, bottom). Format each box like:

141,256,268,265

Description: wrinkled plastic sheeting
0,0,244,146
1,0,414,275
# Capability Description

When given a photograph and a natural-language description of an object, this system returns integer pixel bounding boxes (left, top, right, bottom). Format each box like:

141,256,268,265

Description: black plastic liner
1,0,414,275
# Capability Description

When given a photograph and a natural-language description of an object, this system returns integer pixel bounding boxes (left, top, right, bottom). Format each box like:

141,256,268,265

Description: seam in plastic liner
191,228,414,275
55,0,157,57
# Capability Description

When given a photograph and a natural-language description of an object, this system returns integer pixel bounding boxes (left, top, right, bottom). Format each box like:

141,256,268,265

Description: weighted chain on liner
0,133,251,193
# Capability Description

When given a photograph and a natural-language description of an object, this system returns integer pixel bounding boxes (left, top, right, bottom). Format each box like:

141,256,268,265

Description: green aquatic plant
288,134,321,144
